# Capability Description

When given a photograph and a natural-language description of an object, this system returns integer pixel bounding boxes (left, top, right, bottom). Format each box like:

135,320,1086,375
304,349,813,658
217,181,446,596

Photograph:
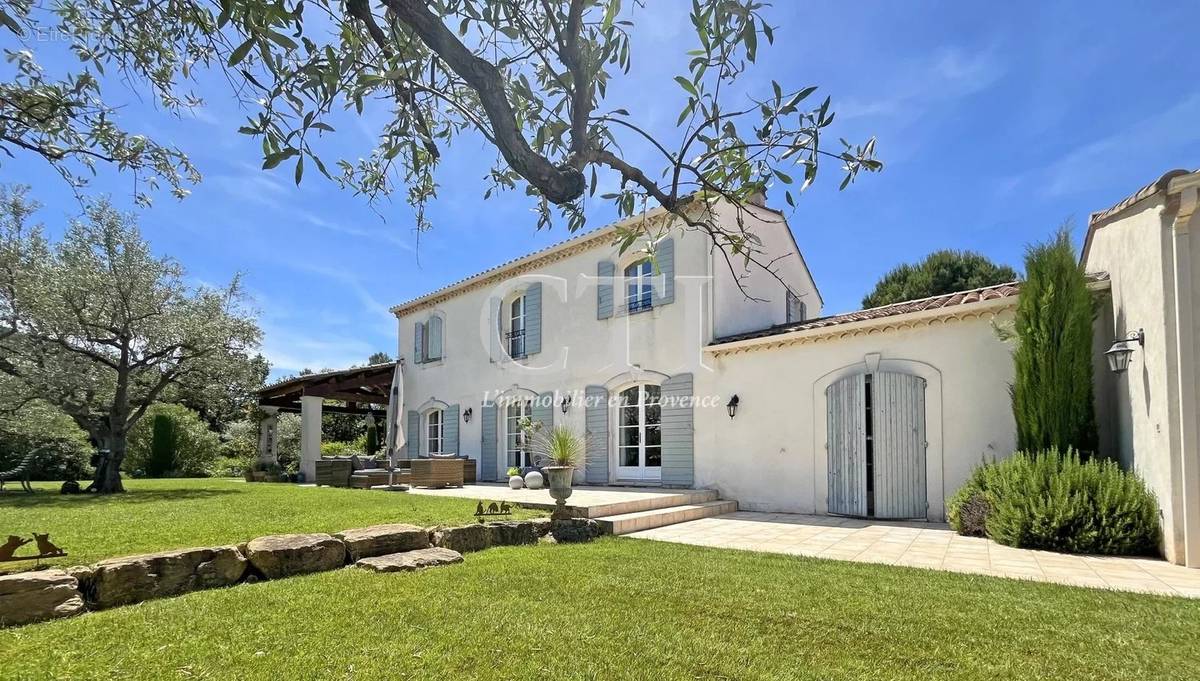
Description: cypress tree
147,413,177,477
365,419,380,456
1011,228,1097,455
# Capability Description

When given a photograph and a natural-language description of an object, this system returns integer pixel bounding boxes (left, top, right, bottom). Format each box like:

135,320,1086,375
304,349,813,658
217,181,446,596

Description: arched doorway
826,371,927,519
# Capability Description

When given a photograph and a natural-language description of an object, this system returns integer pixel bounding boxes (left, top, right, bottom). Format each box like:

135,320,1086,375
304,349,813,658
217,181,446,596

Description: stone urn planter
545,466,574,520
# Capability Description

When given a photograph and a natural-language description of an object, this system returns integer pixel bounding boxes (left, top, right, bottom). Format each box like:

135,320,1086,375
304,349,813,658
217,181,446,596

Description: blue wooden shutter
584,385,609,484
826,374,867,516
872,372,927,519
660,372,694,486
427,316,443,360
444,404,460,456
480,401,498,481
488,297,501,362
533,391,554,434
413,322,424,364
525,283,542,356
597,261,615,319
652,237,675,306
406,410,421,459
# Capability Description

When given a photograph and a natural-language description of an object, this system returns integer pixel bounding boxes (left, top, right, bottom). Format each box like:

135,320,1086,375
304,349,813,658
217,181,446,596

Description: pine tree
1011,228,1097,455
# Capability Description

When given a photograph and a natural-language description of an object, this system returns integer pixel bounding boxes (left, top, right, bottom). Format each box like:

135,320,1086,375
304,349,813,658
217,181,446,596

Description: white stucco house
384,172,1200,568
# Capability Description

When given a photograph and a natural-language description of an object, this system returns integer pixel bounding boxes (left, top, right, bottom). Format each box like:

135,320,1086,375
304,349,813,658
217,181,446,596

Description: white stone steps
596,499,737,535
581,488,719,518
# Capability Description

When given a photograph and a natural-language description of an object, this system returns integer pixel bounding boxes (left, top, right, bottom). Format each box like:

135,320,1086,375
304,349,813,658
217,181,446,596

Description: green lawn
0,479,541,570
1,538,1196,680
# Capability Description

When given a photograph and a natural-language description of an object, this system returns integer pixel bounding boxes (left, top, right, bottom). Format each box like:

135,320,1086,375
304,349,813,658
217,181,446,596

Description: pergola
255,362,396,480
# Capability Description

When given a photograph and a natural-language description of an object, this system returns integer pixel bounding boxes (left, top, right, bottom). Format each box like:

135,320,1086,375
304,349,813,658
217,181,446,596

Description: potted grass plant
528,424,585,519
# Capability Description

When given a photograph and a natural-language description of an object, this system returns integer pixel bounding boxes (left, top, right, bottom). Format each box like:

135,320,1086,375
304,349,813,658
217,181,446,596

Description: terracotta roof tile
711,281,1022,345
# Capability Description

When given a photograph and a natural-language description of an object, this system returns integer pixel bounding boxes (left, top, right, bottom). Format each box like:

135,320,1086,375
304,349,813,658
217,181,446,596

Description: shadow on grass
0,487,238,510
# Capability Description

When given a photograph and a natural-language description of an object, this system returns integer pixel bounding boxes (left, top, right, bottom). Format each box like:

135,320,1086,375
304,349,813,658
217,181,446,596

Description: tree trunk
88,432,127,494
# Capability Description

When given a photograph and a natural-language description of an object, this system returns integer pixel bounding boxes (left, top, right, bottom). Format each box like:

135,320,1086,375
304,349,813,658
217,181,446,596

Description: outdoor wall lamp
560,395,572,414
726,395,740,419
463,407,473,423
1105,329,1145,374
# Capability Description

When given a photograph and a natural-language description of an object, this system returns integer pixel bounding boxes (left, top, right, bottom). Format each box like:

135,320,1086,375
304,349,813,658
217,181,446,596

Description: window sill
417,357,445,368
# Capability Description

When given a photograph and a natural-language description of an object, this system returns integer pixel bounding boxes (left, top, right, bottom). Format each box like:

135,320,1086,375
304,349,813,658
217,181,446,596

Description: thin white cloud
839,45,1004,122
1040,93,1200,198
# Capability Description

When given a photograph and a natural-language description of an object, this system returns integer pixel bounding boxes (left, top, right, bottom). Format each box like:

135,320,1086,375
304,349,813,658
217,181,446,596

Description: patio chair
401,457,465,488
0,448,39,493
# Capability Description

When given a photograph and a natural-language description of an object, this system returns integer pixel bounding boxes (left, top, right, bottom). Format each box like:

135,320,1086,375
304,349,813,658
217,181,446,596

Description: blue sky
10,1,1200,380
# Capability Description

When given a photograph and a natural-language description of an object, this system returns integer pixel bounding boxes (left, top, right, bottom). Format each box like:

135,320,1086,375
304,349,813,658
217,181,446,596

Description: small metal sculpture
473,500,513,523
0,533,67,563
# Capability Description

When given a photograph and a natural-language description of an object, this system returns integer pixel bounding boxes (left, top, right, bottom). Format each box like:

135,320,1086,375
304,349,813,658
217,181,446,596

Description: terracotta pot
545,466,574,502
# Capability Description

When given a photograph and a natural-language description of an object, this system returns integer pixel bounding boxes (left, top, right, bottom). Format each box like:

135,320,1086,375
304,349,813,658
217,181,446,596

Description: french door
504,399,533,473
616,384,662,482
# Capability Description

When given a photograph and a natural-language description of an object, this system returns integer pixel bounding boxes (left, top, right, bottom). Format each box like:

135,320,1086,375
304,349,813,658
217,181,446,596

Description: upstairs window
786,291,806,324
415,314,444,363
507,294,526,359
625,259,653,313
425,408,444,455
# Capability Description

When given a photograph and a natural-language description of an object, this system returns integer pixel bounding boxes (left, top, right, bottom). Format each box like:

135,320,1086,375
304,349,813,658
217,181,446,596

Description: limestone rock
245,533,346,579
432,524,491,553
354,547,464,573
487,521,540,547
334,524,431,562
0,570,85,627
89,546,246,609
549,518,603,543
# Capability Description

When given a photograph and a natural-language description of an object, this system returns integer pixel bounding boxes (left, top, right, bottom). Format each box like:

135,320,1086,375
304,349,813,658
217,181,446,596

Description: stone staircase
591,489,736,536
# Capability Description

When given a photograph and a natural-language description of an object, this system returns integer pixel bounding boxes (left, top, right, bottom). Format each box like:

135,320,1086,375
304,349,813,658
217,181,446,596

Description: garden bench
0,449,38,493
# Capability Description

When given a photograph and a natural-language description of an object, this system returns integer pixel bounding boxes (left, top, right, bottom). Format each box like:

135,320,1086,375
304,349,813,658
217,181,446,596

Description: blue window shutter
405,410,421,459
533,390,554,436
525,283,542,356
427,316,443,360
799,301,807,322
660,372,694,487
480,402,498,481
653,237,675,306
597,260,615,319
584,385,608,484
444,404,460,456
413,322,424,364
488,297,501,362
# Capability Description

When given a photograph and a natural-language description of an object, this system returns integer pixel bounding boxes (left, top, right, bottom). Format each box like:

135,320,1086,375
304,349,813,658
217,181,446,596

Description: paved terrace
628,511,1200,598
404,483,714,518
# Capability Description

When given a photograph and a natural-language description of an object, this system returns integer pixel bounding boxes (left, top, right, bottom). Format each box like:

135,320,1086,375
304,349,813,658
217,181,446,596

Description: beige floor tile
627,510,1200,598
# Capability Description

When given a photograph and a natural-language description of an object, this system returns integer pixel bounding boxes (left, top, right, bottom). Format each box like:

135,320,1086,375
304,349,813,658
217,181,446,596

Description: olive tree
0,185,264,492
1,0,880,289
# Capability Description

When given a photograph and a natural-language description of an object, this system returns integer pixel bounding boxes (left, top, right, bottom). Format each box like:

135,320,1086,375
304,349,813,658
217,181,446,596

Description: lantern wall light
1105,329,1145,374
463,407,473,423
726,394,740,419
560,395,572,414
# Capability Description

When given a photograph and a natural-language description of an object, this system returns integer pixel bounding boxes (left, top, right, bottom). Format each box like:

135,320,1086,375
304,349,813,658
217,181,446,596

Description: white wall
695,309,1017,519
1083,198,1182,560
394,203,815,482
710,202,822,338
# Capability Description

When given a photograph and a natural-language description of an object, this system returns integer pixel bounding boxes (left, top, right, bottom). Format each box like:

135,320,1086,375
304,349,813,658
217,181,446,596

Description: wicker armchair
402,458,465,488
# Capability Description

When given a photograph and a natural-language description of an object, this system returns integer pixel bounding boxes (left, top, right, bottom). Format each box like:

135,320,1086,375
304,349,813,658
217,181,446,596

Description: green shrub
949,449,1160,556
0,401,92,480
125,403,220,477
947,464,991,537
321,440,358,456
